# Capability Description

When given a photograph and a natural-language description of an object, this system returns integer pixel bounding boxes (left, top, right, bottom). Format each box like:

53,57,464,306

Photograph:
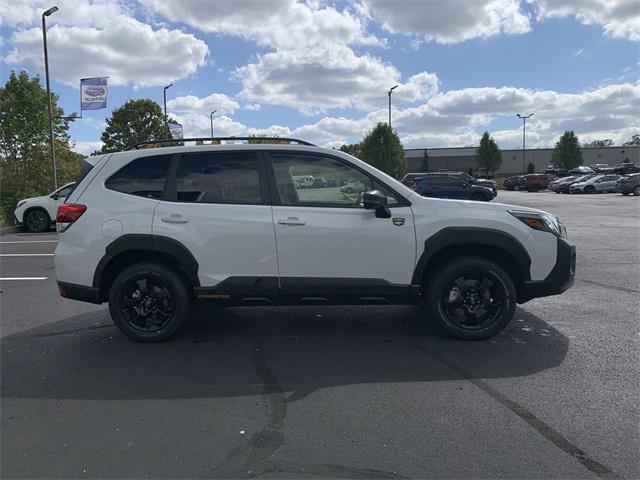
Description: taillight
56,203,87,232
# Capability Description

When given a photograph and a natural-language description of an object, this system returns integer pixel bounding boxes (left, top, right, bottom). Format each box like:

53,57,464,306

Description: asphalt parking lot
1,191,638,479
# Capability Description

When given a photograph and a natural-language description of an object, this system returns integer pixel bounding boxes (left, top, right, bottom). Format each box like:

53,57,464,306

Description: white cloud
140,0,381,49
4,16,209,87
361,0,531,44
529,0,640,41
0,0,126,28
167,93,239,115
71,140,103,156
289,82,640,149
234,45,438,114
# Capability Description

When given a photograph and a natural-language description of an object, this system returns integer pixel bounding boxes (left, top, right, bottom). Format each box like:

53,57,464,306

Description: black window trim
263,150,411,209
163,150,270,206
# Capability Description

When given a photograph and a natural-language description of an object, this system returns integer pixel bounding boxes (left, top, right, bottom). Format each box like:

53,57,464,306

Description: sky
0,0,638,156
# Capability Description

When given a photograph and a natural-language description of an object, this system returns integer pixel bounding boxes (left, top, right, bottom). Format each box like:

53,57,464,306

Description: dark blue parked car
412,176,494,201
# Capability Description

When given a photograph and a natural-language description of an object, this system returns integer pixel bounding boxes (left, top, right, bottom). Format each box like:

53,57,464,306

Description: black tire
513,185,520,191
622,192,629,196
108,262,192,342
424,257,517,340
634,186,640,196
584,185,596,194
470,193,485,201
24,208,51,233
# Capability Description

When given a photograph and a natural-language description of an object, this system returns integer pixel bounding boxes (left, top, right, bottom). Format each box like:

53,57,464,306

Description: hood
17,195,49,206
455,198,549,216
476,179,497,186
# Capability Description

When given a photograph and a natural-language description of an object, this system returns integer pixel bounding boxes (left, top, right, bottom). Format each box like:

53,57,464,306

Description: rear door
267,151,416,300
153,150,278,289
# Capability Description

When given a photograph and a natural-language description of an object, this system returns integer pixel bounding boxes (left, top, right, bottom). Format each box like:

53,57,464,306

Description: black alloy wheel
425,257,517,340
108,262,192,342
24,209,50,233
438,272,507,332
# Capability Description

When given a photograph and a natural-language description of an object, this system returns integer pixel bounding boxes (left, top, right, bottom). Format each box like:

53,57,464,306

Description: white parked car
14,182,76,232
54,138,575,342
569,174,621,194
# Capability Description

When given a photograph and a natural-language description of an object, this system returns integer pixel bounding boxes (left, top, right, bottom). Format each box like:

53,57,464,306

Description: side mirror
363,190,391,219
50,193,59,200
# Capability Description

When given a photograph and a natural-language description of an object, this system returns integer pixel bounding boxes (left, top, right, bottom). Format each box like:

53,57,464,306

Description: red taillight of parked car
56,203,87,232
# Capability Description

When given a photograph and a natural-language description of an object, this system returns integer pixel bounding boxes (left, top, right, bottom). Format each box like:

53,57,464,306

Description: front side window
271,153,401,208
55,184,74,198
106,155,171,199
175,152,262,205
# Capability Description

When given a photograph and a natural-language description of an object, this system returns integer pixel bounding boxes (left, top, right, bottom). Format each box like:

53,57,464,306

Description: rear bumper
57,281,102,304
519,238,576,303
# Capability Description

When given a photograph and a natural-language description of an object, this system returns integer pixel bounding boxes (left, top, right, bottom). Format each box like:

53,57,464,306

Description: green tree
474,131,502,173
0,71,79,225
339,143,362,158
623,134,640,146
552,130,583,170
99,99,166,153
358,123,406,178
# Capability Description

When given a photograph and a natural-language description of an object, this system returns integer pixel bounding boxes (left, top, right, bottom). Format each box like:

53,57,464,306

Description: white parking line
0,277,48,281
0,253,54,257
0,240,57,244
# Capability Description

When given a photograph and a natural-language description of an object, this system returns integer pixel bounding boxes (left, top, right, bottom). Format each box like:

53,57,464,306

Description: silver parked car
570,174,621,194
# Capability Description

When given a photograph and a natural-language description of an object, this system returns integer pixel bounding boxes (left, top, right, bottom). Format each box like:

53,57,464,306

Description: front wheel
24,209,51,233
108,262,192,342
584,185,596,194
424,257,517,340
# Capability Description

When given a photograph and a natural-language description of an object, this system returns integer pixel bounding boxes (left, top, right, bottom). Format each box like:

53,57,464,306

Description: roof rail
126,137,316,150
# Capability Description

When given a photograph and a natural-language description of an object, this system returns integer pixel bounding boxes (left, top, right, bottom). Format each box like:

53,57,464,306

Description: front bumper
519,237,576,303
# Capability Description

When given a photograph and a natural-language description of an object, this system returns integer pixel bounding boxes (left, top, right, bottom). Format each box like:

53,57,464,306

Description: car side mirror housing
50,193,59,200
363,190,391,218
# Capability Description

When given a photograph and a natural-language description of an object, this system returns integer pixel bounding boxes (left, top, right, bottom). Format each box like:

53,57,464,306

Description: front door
268,151,416,303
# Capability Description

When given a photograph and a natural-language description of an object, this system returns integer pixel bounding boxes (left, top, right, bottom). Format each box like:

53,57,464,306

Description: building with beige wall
404,146,640,176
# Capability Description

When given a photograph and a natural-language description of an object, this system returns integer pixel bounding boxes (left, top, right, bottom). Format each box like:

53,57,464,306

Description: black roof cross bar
127,137,316,150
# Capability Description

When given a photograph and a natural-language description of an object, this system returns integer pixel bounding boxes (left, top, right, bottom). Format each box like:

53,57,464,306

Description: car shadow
1,305,568,401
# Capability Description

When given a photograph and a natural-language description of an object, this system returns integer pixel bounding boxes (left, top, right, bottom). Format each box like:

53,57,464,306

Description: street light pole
210,110,217,137
163,83,172,138
517,113,534,173
42,6,59,190
388,85,398,130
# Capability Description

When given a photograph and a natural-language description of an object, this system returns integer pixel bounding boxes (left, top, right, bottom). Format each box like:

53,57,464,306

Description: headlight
509,210,567,238
16,200,27,208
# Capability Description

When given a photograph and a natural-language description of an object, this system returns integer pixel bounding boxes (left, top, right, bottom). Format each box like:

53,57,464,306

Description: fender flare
411,227,532,284
92,234,200,288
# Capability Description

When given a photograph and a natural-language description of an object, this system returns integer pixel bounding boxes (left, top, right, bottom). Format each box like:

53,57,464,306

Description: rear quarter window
105,155,171,199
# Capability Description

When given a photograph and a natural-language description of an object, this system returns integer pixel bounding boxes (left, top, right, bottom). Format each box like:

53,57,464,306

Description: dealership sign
168,122,184,140
80,77,108,110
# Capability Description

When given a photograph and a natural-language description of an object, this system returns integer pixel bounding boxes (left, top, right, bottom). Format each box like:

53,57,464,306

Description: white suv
14,182,75,232
55,138,575,342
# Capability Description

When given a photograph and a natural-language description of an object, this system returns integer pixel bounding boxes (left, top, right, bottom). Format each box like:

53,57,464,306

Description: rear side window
175,152,262,205
106,155,171,199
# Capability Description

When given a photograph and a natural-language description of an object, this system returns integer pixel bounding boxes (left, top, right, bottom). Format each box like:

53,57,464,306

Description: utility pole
388,85,398,130
517,113,534,173
42,6,59,190
163,83,172,138
210,110,217,137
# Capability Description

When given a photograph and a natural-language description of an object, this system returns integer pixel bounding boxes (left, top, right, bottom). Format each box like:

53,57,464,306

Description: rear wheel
424,257,517,340
108,262,192,342
24,209,50,233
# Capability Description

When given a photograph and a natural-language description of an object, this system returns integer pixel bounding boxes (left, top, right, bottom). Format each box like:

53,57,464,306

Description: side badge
392,217,405,226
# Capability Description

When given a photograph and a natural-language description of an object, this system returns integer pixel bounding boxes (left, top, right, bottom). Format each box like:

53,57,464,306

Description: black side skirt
194,277,421,306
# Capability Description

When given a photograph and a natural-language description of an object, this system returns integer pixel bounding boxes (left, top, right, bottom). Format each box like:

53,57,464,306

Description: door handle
277,217,306,226
161,214,189,224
